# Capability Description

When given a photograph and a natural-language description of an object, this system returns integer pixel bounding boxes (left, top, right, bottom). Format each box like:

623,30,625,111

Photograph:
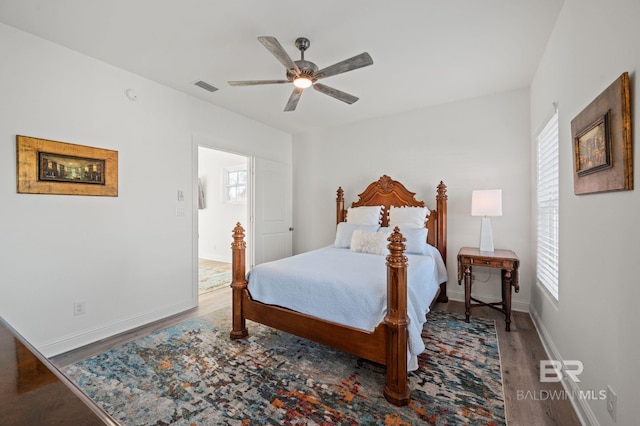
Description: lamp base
479,216,494,253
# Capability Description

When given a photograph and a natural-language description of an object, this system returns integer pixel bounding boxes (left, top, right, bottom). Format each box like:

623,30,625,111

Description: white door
252,157,293,266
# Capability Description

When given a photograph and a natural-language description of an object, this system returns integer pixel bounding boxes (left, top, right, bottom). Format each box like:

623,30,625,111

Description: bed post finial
336,186,345,224
232,222,246,250
384,227,411,406
437,181,447,200
230,223,248,339
386,227,407,267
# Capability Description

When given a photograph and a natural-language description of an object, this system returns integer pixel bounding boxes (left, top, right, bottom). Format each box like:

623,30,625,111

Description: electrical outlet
73,301,86,316
606,385,617,422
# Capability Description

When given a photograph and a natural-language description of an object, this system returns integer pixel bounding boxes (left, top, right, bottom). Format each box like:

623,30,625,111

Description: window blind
536,112,559,300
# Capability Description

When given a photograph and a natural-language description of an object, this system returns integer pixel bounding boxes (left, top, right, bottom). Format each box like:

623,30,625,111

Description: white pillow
388,206,430,229
350,229,393,255
334,223,380,248
379,226,428,255
346,206,384,225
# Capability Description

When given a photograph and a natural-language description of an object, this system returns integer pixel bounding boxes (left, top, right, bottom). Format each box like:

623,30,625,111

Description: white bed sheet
246,244,447,371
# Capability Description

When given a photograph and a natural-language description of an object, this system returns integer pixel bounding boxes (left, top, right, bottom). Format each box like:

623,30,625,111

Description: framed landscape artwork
571,72,633,195
16,135,118,196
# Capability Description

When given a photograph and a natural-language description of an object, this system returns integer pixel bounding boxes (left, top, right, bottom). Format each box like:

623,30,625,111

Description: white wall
529,0,640,424
198,148,248,262
0,23,291,356
292,88,532,311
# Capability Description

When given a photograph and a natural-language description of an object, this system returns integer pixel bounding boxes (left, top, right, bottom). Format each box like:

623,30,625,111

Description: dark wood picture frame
571,72,633,195
17,135,118,196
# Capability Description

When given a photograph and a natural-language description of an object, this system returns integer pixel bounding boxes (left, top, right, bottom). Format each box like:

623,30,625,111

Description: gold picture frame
571,72,633,195
16,135,118,196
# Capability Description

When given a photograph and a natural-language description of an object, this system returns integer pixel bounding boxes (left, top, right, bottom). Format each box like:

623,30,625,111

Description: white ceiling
0,0,564,134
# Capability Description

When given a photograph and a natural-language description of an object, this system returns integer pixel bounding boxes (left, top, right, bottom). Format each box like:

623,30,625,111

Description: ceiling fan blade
313,83,359,104
258,36,300,74
228,79,290,86
314,52,373,80
284,87,304,112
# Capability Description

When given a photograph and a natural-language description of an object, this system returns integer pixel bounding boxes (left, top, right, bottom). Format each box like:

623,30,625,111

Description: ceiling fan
228,36,373,112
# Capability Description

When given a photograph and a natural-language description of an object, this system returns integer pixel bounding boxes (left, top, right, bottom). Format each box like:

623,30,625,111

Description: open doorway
197,147,249,296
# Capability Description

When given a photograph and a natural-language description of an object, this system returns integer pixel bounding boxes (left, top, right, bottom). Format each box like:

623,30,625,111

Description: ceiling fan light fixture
293,76,313,88
230,36,374,111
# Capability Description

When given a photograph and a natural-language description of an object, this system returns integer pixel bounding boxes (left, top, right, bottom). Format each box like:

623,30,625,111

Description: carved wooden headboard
336,175,448,267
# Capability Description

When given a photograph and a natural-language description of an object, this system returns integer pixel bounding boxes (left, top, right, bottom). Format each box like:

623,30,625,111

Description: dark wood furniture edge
0,315,119,425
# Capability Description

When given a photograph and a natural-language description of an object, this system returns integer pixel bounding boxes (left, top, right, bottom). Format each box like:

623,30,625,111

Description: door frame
192,140,253,300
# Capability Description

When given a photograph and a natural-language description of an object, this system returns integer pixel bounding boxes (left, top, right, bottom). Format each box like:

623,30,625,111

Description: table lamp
471,189,502,253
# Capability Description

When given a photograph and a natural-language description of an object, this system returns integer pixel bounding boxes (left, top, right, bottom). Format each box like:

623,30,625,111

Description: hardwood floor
433,302,581,426
198,259,232,272
52,291,580,426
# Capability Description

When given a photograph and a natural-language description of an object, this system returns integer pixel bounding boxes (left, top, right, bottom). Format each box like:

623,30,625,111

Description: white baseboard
447,288,530,313
529,306,597,426
39,299,197,358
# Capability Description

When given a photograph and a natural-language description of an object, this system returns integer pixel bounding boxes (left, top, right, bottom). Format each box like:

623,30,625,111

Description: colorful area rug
63,310,504,425
199,266,231,294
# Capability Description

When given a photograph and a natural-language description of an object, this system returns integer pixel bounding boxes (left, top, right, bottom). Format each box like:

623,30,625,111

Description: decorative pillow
379,226,428,255
346,205,384,226
388,206,430,229
350,229,393,255
334,223,380,248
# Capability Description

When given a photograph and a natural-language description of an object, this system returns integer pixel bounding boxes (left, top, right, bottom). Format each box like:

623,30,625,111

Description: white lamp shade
471,189,503,217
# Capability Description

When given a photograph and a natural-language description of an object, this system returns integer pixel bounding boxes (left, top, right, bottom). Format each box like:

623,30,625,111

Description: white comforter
246,245,447,371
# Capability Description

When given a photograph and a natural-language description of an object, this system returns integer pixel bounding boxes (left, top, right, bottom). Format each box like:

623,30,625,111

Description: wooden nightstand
457,247,520,331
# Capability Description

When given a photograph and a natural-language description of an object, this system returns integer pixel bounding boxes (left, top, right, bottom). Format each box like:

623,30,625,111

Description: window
536,112,559,300
226,168,247,203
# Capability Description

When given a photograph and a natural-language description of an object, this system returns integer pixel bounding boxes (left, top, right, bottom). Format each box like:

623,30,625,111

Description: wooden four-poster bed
229,175,448,405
